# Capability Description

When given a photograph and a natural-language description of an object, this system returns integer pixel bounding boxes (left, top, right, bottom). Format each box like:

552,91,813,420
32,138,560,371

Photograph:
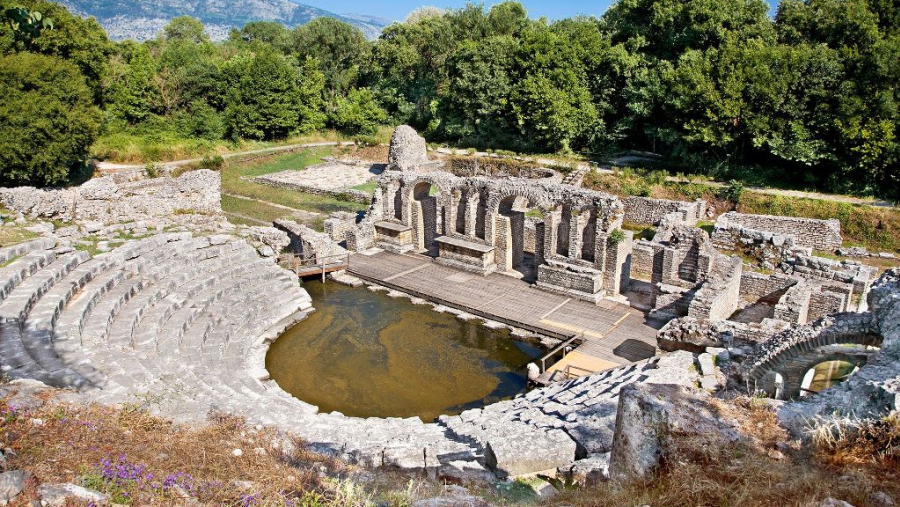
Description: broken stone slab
697,353,716,376
484,425,577,479
559,453,610,486
37,483,109,506
608,383,740,482
437,460,496,484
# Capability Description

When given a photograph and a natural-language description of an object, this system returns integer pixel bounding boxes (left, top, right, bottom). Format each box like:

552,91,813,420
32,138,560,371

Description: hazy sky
313,0,618,23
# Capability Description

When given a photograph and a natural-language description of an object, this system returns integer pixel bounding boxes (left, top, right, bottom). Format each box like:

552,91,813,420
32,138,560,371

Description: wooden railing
279,252,350,281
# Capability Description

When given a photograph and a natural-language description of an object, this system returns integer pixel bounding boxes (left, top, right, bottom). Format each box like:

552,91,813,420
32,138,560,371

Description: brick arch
744,312,882,399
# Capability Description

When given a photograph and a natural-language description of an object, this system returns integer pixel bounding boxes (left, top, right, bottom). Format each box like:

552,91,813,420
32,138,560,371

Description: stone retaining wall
0,170,221,224
714,212,841,251
622,197,706,226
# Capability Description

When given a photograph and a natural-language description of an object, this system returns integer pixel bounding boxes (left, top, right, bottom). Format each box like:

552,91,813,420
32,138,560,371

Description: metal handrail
538,332,584,373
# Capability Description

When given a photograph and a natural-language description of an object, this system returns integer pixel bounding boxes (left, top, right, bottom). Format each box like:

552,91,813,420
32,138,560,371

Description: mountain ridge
55,0,393,41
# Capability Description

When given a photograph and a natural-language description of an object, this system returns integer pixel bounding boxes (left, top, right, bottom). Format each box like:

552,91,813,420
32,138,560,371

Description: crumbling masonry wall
714,212,842,251
622,197,706,226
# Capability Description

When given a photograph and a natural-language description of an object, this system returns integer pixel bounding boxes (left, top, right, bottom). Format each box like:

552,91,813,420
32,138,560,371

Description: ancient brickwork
323,212,358,242
739,272,797,302
622,197,706,226
714,212,842,251
688,256,743,321
0,171,221,224
350,169,628,302
782,254,877,310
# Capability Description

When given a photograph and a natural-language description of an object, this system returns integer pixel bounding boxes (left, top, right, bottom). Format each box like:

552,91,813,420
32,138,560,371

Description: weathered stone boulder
656,317,732,352
608,384,739,481
246,226,291,253
0,470,29,505
37,483,109,506
388,125,428,172
484,425,578,479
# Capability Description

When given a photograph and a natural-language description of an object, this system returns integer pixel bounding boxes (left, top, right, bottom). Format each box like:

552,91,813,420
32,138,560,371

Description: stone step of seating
0,253,89,378
106,245,259,350
25,257,114,333
0,251,56,303
0,252,88,324
436,352,696,461
79,240,245,347
132,253,269,352
151,261,280,354
0,237,56,265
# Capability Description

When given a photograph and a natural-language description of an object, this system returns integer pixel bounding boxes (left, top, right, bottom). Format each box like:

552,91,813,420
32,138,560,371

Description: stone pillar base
536,263,606,304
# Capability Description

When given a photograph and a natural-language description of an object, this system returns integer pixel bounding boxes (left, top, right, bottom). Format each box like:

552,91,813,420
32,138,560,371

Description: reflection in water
266,280,542,422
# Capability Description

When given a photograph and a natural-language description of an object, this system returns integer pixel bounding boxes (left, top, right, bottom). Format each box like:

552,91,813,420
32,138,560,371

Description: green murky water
265,280,542,422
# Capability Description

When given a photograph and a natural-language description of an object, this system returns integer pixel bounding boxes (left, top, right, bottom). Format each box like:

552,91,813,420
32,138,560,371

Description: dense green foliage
0,52,100,185
0,0,898,197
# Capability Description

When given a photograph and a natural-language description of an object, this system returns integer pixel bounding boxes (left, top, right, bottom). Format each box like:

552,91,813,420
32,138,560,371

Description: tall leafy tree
0,0,110,104
224,51,324,140
0,52,100,185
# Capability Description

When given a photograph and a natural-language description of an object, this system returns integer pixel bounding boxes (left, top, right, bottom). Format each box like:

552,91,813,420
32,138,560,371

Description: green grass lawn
221,147,368,231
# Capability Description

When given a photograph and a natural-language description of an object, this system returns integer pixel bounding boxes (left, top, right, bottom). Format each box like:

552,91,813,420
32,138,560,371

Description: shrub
144,162,160,178
721,179,746,203
198,155,224,170
609,228,626,244
0,52,100,186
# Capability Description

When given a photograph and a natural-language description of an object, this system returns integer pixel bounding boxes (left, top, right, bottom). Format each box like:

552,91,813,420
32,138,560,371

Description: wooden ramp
347,250,662,373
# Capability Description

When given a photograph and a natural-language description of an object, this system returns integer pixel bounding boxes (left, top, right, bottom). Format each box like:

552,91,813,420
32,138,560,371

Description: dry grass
554,396,900,507
0,395,363,506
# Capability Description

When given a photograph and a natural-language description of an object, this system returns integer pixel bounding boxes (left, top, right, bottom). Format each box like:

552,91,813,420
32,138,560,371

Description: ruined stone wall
630,240,663,282
739,272,797,302
774,282,813,324
524,217,539,254
711,224,797,268
688,256,743,322
622,197,706,226
808,290,847,322
715,212,842,251
274,219,347,259
0,170,221,224
783,254,876,310
323,212,358,242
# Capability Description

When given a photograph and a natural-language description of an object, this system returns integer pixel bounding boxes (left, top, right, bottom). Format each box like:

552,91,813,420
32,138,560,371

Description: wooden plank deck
348,251,663,368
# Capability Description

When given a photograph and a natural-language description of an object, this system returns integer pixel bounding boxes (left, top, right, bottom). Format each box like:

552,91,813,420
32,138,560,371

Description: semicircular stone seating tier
742,312,882,399
0,233,701,478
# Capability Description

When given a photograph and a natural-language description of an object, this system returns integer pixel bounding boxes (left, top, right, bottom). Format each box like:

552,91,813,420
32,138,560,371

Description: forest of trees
0,0,898,198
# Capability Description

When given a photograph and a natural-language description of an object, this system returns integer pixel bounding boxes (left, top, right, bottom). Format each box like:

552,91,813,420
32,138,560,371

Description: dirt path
95,141,356,172
99,143,896,210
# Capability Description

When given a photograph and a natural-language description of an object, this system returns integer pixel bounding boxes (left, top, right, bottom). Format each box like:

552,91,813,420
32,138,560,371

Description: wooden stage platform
347,250,662,373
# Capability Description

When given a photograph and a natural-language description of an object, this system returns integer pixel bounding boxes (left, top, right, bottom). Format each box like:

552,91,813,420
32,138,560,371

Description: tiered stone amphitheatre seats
0,233,703,476
436,351,699,470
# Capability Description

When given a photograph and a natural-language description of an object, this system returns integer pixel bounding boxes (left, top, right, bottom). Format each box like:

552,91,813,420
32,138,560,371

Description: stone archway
744,312,882,399
496,195,534,279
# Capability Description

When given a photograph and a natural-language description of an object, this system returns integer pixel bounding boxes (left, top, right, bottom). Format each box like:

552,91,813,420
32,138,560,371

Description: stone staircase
436,351,698,475
0,233,699,478
561,166,591,187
